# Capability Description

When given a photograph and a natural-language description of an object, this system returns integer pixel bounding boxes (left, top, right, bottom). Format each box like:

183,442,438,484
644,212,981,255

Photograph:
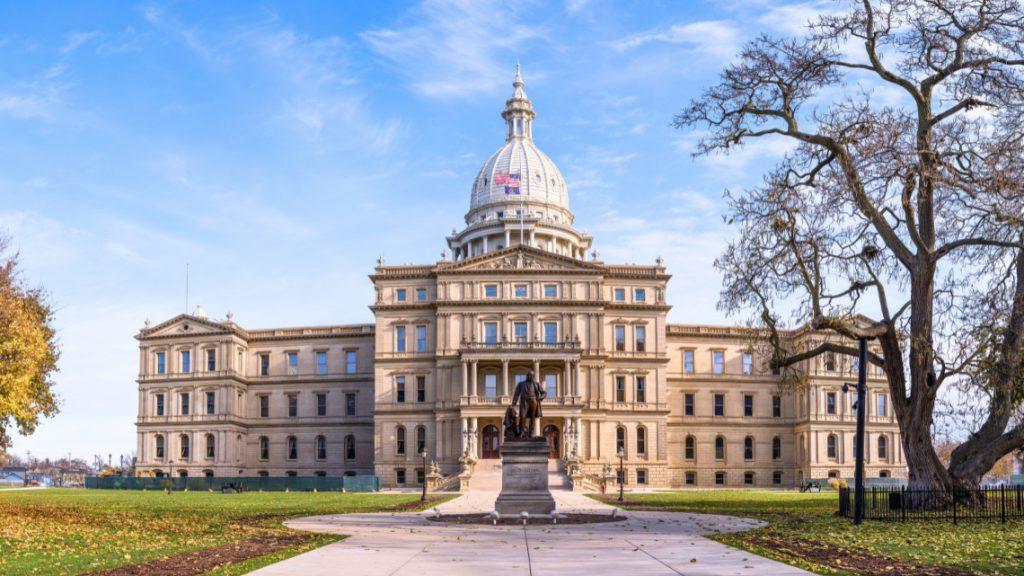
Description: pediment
441,246,603,274
141,314,232,339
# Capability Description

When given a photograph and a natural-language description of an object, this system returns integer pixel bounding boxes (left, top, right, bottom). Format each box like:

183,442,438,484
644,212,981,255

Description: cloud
674,130,795,170
61,31,100,54
0,65,68,121
566,0,590,13
361,0,546,98
610,20,739,62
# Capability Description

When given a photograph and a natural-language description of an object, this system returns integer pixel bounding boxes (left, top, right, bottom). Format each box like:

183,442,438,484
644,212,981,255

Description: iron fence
839,485,1024,523
84,475,380,492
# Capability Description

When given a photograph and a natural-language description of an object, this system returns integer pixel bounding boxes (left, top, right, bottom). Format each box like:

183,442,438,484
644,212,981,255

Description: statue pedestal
494,438,556,515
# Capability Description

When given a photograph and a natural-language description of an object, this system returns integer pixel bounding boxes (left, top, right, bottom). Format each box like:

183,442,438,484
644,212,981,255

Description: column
505,229,511,247
470,417,479,457
470,361,478,397
461,361,468,397
529,229,536,247
533,359,540,379
573,361,581,397
461,417,468,457
575,417,583,458
563,361,571,398
435,418,444,458
483,235,489,253
501,359,509,397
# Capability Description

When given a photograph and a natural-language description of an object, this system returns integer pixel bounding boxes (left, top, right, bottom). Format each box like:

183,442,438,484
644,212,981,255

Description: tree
0,236,59,450
676,0,1024,491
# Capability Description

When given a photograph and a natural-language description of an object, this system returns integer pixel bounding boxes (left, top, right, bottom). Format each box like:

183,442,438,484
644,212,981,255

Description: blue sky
0,0,831,460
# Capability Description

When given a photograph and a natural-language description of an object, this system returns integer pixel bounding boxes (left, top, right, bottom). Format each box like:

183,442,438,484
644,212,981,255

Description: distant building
134,68,906,488
0,467,26,486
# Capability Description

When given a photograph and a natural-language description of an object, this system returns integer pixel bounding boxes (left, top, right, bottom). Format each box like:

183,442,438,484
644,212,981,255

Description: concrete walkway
251,463,814,576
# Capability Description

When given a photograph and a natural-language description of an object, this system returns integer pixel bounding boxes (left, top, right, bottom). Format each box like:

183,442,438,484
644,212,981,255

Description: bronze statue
502,406,520,441
510,370,546,439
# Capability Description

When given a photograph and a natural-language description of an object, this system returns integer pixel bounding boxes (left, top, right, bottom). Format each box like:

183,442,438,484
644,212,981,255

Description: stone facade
133,68,905,488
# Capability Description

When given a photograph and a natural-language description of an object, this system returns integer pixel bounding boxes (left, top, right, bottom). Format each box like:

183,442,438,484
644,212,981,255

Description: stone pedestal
494,438,556,515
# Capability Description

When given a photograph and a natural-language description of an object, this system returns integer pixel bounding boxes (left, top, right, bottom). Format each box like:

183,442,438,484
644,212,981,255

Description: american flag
495,173,521,194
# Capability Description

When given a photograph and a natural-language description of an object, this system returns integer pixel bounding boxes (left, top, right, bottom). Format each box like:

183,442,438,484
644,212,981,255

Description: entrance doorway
543,425,560,459
481,425,500,459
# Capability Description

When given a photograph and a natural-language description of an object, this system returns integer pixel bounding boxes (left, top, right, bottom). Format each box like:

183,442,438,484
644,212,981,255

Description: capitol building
134,69,905,488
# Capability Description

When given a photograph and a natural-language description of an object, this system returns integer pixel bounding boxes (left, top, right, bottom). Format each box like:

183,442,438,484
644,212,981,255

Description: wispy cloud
0,64,68,121
61,31,100,54
610,20,739,63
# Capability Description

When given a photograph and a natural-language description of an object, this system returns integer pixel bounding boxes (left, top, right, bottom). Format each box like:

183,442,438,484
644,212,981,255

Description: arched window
827,434,838,459
879,469,891,478
684,435,695,460
744,436,754,460
345,435,356,461
205,433,215,459
772,436,781,460
155,434,165,459
877,435,888,459
615,426,626,455
287,436,297,460
416,426,426,455
316,435,327,460
636,426,647,455
396,426,406,455
259,436,269,460
715,435,726,460
179,434,190,459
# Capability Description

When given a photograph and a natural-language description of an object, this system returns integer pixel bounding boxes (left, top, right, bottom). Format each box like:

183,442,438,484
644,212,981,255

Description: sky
0,0,837,460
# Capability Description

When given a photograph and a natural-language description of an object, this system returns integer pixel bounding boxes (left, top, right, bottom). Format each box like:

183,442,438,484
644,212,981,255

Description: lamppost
617,448,625,502
842,337,869,525
420,448,428,502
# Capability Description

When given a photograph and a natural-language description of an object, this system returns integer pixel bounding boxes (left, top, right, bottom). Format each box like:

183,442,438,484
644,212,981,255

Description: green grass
593,490,1024,576
0,488,451,575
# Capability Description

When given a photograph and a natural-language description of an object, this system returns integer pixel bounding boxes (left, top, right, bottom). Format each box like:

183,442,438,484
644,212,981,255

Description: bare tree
676,0,1024,491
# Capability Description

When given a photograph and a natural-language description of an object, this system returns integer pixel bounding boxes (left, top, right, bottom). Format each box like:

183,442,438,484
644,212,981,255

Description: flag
495,173,521,195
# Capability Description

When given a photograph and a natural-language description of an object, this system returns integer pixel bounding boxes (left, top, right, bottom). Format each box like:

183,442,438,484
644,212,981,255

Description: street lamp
420,448,428,502
617,448,625,502
842,337,869,525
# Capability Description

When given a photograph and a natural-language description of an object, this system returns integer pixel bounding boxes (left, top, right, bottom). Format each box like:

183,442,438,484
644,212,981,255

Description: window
180,434,190,459
317,393,327,416
396,376,406,403
346,351,357,373
484,284,498,298
712,351,725,374
635,325,646,352
206,434,215,459
543,284,557,298
543,322,558,344
156,352,166,374
876,394,888,417
773,471,783,485
613,288,625,301
396,288,407,302
396,326,407,352
259,354,270,376
615,376,626,402
744,436,754,460
316,351,328,375
416,288,427,301
416,426,426,455
181,350,191,373
316,435,326,460
744,471,755,485
286,352,298,375
825,352,837,371
879,470,891,478
483,322,498,345
615,426,626,455
286,470,297,477
416,468,425,485
828,470,839,478
206,391,215,415
259,395,269,418
635,376,646,403
742,352,753,375
396,469,406,484
827,434,838,459
481,373,496,397
634,288,645,302
180,392,190,415
345,435,356,460
684,393,694,416
416,325,427,352
396,426,406,455
636,469,647,485
685,471,696,485
288,394,298,417
715,471,725,485
155,435,165,459
345,393,356,416
417,376,426,402
685,436,695,460
514,284,527,298
544,373,557,397
714,393,725,417
826,392,837,415
772,436,782,460
155,394,165,416
683,350,695,373
287,436,297,460
259,436,269,460
513,321,528,343
715,436,726,459
744,394,754,417
772,395,782,418
636,426,647,455
877,435,888,459
614,325,626,351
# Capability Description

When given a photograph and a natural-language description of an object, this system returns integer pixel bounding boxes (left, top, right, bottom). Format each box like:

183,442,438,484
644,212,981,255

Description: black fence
85,475,380,492
839,485,1024,523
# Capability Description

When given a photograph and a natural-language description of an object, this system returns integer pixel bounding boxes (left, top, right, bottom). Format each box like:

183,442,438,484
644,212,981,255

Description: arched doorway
481,425,500,459
543,425,560,459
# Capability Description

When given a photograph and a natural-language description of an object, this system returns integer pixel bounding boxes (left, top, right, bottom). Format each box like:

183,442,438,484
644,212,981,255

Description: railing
461,340,581,352
839,485,1024,523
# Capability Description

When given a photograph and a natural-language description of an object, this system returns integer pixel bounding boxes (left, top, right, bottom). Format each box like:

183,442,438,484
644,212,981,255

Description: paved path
251,464,814,576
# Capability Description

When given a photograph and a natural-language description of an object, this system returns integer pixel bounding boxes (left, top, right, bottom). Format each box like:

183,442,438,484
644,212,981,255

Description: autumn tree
676,0,1024,491
0,236,59,450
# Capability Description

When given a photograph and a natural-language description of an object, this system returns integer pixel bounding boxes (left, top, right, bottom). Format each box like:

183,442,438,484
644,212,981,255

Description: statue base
494,438,556,515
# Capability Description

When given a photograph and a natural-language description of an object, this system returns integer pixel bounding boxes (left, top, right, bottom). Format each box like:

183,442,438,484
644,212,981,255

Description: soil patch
427,513,627,525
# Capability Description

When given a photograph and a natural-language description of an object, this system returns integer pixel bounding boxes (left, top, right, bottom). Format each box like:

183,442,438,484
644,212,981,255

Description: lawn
593,490,1024,576
0,488,451,576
